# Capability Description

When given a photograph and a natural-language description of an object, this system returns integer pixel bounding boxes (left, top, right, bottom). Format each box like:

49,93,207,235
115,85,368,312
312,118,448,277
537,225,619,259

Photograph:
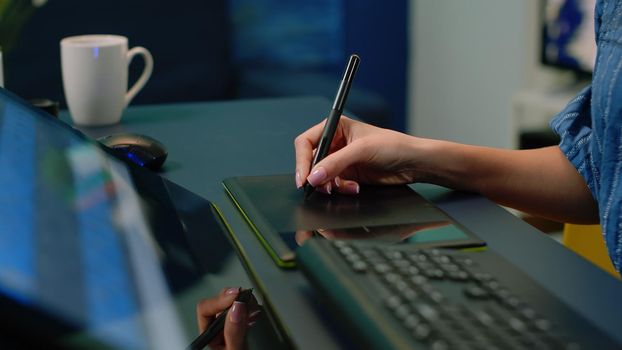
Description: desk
69,96,622,348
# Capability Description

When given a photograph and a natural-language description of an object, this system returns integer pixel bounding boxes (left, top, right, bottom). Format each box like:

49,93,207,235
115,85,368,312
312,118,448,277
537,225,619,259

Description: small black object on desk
98,133,168,171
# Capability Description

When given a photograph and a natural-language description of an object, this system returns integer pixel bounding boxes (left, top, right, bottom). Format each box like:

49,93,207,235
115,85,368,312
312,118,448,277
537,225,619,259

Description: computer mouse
98,133,168,171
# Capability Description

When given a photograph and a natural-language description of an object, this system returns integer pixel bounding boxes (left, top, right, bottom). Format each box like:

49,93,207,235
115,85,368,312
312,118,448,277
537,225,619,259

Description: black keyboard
297,239,620,350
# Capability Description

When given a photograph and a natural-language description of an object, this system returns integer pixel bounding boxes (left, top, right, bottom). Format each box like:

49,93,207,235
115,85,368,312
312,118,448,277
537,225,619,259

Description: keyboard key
404,314,422,330
384,250,404,260
518,306,537,320
414,303,439,321
384,272,402,284
424,268,445,280
430,339,451,350
428,249,442,256
345,253,363,265
384,295,402,310
508,317,527,333
394,280,410,292
472,309,494,327
374,263,392,274
453,256,475,267
392,259,412,269
360,248,380,259
395,304,414,320
400,287,419,302
464,285,490,299
534,318,552,332
333,240,348,247
427,290,444,303
400,266,420,276
416,262,436,271
350,260,368,273
431,255,451,264
409,252,428,263
484,280,501,291
471,272,493,282
439,263,461,272
412,323,432,341
447,270,470,281
503,296,521,309
338,245,355,256
411,275,428,285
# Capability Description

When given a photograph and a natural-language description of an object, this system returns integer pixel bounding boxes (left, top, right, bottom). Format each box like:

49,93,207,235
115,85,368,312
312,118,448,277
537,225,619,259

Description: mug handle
125,46,154,107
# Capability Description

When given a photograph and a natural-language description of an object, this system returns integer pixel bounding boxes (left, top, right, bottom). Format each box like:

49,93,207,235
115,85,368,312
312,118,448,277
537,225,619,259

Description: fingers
335,178,360,195
222,298,262,350
294,119,327,188
306,140,368,189
196,287,240,332
247,308,262,327
295,230,314,245
223,301,248,350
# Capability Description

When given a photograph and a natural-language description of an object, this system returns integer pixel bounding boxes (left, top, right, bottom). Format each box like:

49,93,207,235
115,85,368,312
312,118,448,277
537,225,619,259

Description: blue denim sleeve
549,86,622,272
549,0,622,272
549,85,597,197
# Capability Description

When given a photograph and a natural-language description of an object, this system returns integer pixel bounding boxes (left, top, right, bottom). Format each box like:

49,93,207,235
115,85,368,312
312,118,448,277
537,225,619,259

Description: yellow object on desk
563,224,620,278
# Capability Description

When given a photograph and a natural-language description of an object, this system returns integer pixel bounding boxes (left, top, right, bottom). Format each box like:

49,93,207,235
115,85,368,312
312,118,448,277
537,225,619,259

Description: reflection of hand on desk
294,221,449,246
193,287,261,350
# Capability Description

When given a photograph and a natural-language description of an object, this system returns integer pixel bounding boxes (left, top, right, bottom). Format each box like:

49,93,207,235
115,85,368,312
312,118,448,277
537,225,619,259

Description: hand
195,287,262,350
294,116,422,194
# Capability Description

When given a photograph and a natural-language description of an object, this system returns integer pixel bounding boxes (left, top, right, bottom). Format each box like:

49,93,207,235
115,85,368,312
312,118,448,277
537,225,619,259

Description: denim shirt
550,0,622,271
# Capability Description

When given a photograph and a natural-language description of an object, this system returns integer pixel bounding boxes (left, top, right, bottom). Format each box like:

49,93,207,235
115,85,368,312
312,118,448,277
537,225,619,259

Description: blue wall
344,1,408,131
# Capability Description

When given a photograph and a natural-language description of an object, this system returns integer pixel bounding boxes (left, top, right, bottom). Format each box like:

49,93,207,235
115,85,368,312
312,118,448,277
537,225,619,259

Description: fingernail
334,176,341,187
307,167,327,186
225,287,240,295
295,171,302,188
247,321,257,327
230,301,246,324
316,228,334,238
342,182,360,194
316,182,331,194
249,310,262,319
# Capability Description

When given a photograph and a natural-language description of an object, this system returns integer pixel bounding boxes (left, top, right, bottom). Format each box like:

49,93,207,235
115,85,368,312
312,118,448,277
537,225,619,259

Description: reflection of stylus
304,54,360,198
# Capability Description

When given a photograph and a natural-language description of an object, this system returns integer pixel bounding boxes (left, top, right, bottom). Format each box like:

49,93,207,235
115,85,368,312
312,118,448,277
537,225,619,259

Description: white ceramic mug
61,35,153,126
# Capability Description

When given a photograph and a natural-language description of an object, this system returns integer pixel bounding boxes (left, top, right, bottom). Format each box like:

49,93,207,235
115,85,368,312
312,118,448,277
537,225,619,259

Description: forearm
416,141,599,224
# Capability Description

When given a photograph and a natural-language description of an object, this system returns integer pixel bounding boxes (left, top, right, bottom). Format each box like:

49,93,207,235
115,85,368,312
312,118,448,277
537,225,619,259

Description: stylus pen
304,54,360,198
186,288,254,350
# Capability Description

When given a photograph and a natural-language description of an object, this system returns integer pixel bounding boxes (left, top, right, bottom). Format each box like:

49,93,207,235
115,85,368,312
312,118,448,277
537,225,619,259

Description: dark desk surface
69,96,622,349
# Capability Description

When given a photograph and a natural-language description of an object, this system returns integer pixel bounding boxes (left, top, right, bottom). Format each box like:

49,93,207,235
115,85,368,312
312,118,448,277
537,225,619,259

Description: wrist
410,138,478,191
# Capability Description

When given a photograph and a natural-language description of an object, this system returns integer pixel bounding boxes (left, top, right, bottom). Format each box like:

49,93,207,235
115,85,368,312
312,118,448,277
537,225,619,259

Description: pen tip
303,184,314,199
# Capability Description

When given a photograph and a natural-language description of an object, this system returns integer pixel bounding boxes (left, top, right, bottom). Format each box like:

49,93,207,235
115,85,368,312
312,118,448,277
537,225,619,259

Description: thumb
307,140,368,186
224,301,248,350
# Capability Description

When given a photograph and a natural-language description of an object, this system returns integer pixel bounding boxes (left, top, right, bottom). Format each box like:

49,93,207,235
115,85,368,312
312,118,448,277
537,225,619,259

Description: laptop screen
0,89,211,349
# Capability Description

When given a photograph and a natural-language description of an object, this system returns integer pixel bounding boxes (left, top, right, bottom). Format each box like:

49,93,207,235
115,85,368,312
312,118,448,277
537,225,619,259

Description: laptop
0,88,236,349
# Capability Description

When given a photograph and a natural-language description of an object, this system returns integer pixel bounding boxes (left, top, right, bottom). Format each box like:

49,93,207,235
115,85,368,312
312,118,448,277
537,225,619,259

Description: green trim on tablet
222,181,296,269
459,246,488,252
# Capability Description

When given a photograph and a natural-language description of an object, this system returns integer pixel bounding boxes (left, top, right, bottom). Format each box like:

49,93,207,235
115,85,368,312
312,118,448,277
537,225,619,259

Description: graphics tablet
223,174,485,268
